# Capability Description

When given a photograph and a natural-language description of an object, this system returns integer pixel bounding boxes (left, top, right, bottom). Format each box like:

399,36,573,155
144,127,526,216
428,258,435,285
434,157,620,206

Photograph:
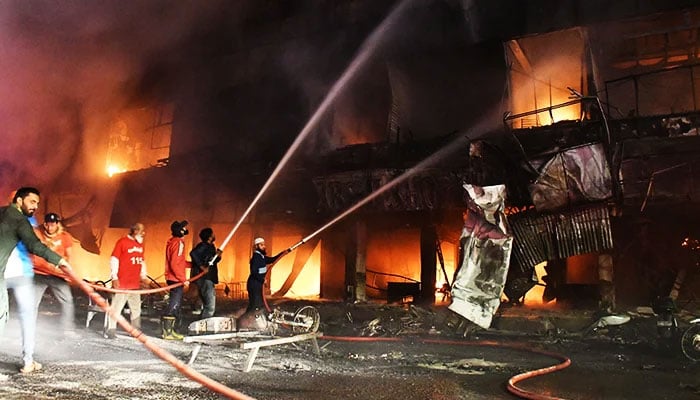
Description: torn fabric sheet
529,143,612,211
449,184,513,329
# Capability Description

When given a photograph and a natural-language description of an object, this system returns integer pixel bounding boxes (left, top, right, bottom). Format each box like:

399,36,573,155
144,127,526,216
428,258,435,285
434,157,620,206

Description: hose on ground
60,261,571,400
60,265,257,400
321,335,571,400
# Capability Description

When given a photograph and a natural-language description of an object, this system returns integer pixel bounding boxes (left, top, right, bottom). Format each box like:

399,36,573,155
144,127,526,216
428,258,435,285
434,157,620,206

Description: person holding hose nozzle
161,220,191,340
189,228,221,319
247,237,291,314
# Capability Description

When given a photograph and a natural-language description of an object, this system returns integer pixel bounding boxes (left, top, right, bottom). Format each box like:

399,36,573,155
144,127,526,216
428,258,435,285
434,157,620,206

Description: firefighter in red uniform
104,223,149,339
161,220,190,340
32,213,76,336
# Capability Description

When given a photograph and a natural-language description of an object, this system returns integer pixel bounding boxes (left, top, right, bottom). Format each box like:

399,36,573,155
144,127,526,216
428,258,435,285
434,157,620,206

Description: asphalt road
1,294,699,400
0,310,698,400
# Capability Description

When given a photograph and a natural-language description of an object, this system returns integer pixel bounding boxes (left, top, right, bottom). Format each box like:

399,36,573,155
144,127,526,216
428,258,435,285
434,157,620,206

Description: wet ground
1,294,700,399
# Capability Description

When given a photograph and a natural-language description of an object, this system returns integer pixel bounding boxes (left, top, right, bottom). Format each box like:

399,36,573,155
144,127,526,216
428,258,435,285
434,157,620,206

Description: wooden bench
183,331,323,372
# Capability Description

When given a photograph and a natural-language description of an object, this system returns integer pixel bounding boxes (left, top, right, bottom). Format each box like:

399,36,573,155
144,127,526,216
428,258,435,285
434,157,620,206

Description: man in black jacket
189,228,221,318
247,237,290,313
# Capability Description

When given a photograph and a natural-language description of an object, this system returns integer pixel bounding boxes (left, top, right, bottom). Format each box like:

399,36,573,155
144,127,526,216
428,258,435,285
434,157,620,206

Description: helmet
44,213,61,223
170,220,189,237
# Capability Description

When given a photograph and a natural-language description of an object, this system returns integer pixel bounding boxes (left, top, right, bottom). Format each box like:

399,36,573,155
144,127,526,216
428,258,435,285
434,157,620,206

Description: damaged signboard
449,184,513,329
529,143,612,212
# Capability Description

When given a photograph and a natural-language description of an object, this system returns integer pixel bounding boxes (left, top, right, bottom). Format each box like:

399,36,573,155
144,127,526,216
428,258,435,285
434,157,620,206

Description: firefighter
190,228,221,319
33,212,76,337
104,223,149,339
246,237,290,313
162,220,190,340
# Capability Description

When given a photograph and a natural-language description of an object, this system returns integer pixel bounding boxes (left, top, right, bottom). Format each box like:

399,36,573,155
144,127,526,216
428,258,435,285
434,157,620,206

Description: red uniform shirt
164,236,190,283
32,229,73,278
111,236,145,289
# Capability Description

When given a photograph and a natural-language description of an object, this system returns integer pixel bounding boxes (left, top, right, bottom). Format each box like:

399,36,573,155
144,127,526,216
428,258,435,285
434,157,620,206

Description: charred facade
33,1,700,313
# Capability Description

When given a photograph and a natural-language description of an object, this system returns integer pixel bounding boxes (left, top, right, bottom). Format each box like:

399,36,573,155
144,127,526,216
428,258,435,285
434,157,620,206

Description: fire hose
85,270,207,295
321,336,572,400
67,258,570,399
59,265,257,400
65,237,566,399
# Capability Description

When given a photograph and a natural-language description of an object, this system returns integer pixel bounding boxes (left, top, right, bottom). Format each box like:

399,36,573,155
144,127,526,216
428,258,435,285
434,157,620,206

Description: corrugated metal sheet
508,203,613,273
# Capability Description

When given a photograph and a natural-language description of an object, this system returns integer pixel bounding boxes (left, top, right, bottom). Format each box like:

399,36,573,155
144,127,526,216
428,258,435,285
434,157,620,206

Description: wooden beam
272,236,321,297
507,40,533,74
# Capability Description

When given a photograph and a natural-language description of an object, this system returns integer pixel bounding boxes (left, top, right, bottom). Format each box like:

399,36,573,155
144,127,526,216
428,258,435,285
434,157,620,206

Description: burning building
13,0,700,327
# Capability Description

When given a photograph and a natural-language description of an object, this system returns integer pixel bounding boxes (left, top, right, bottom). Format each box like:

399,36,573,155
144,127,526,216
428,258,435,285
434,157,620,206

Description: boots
161,316,184,340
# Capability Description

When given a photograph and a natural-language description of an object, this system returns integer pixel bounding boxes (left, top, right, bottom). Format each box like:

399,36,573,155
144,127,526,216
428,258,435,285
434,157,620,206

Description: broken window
504,28,587,128
105,104,173,176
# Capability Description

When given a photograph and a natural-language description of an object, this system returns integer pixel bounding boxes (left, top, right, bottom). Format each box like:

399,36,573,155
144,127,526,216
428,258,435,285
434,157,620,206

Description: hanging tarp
529,143,612,212
449,184,513,329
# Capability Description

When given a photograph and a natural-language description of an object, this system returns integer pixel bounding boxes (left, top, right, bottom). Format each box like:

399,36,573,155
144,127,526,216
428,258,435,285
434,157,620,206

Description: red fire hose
60,264,571,399
60,265,257,400
321,336,571,400
85,270,207,295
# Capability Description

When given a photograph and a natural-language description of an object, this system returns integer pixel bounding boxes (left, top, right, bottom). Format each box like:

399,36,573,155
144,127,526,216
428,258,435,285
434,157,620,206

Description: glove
58,258,72,270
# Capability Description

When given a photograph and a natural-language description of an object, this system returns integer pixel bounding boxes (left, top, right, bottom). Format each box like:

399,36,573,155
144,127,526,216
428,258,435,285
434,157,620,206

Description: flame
269,237,321,297
523,261,555,306
550,103,580,123
106,164,125,177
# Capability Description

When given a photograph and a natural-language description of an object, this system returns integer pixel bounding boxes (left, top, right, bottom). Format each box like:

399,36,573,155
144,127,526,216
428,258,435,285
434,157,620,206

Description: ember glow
106,164,125,177
524,262,555,306
506,29,586,128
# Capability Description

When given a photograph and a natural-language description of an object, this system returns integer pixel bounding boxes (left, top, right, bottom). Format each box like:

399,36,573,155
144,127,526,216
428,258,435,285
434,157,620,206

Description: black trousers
163,280,183,317
246,277,264,311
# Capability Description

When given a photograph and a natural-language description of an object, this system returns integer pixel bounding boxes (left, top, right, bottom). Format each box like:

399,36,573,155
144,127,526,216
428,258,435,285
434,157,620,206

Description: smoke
0,0,233,194
275,0,504,153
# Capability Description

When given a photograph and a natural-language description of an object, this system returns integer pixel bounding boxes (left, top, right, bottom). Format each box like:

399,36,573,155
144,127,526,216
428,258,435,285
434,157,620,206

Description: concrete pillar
598,253,615,312
354,221,367,302
320,227,346,300
344,220,367,302
420,225,437,304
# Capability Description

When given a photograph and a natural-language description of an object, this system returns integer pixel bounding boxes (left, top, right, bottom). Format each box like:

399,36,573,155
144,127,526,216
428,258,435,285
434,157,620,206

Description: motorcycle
679,236,700,360
682,318,700,361
653,296,679,352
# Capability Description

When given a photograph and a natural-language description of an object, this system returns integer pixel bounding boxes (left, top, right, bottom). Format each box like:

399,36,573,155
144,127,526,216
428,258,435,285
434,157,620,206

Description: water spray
289,238,306,251
286,125,489,252
217,0,411,253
